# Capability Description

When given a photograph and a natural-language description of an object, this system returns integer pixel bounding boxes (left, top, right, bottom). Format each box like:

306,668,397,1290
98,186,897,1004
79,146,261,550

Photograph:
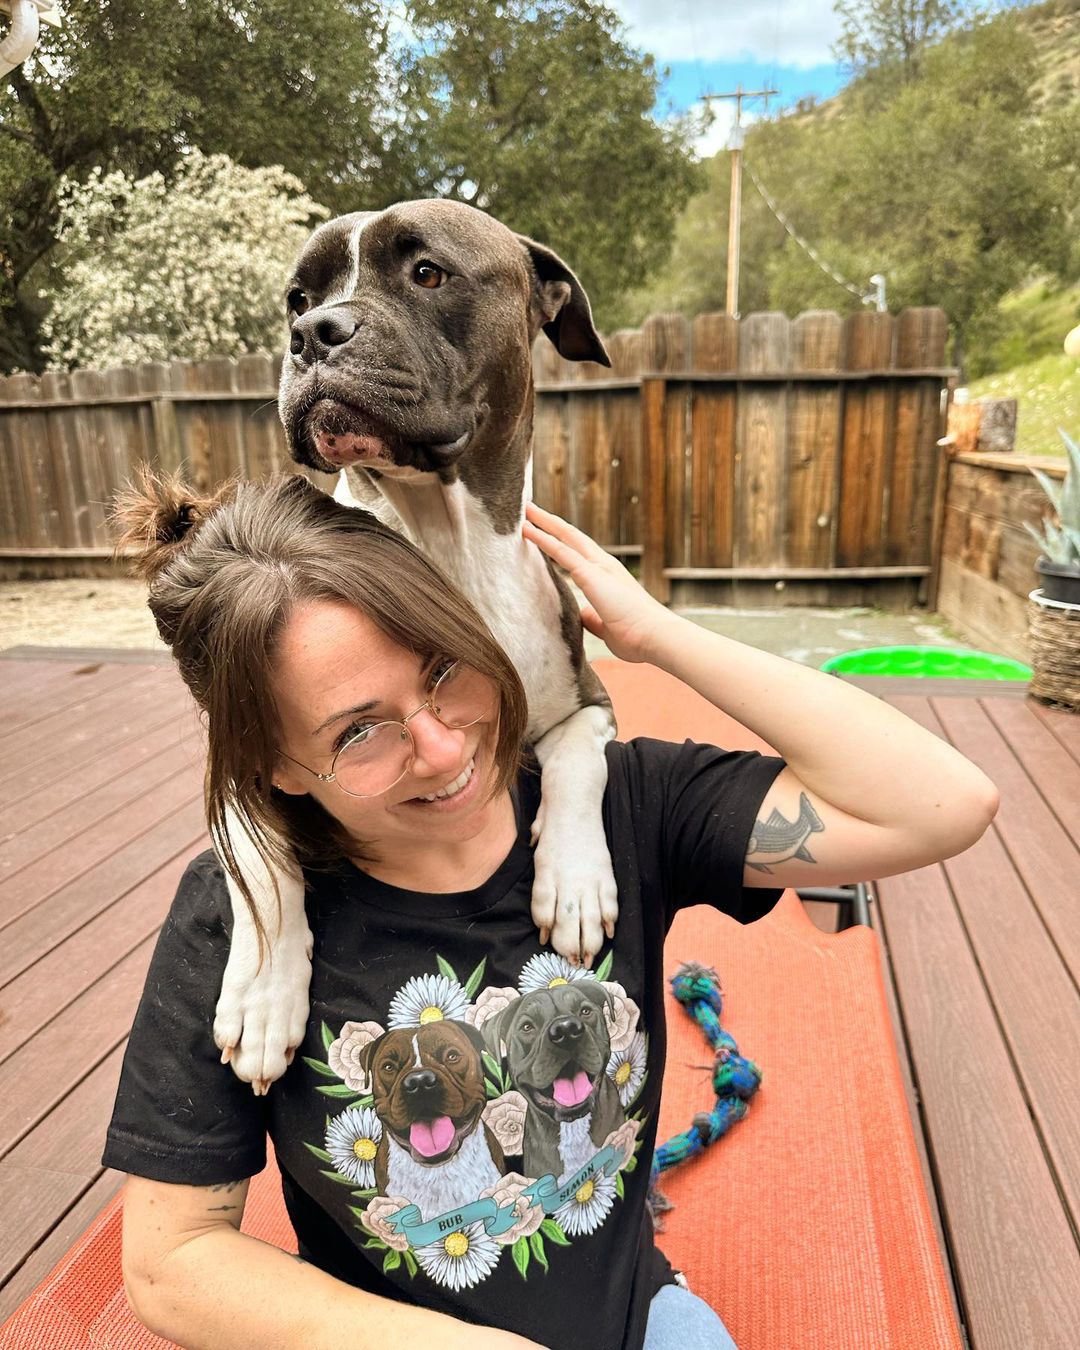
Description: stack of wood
946,397,1018,457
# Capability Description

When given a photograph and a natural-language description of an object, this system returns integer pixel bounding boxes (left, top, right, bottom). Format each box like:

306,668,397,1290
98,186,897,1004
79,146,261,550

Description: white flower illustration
387,973,470,1029
415,1221,501,1290
601,982,641,1053
465,985,520,1030
481,1090,528,1155
325,1105,382,1188
327,1020,384,1093
554,1171,617,1237
480,1171,545,1245
518,952,593,994
606,1031,647,1106
360,1193,411,1253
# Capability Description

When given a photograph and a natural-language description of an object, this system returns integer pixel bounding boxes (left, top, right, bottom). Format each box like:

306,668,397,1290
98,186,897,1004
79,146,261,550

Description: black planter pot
1036,557,1080,606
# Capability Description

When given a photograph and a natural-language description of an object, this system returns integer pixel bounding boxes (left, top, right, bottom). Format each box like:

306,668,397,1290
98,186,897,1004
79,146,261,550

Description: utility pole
701,84,778,317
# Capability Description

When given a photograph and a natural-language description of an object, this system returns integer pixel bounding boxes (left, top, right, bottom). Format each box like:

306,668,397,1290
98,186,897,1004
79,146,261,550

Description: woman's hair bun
110,464,234,581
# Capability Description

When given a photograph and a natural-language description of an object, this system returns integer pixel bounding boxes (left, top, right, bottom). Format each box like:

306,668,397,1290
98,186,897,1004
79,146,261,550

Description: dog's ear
517,235,611,368
357,1032,387,1081
456,1020,489,1061
481,1001,519,1063
577,978,617,1019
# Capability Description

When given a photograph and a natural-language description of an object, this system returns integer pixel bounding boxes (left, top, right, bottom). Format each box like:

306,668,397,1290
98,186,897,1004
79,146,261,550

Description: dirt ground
0,578,970,665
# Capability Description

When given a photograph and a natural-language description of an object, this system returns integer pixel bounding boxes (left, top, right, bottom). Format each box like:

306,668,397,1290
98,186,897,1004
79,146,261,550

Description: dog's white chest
557,1116,597,1184
340,467,580,740
385,1128,502,1220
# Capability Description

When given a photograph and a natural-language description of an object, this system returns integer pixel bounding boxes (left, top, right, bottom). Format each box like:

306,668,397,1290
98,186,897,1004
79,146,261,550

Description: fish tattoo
747,792,824,873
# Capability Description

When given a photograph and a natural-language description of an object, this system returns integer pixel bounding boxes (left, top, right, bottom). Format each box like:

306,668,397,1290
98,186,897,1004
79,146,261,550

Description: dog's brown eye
381,1059,395,1074
413,260,445,289
445,1050,460,1064
287,287,310,316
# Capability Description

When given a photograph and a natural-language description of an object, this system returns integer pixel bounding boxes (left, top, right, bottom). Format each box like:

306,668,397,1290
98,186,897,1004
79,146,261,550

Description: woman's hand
522,502,678,664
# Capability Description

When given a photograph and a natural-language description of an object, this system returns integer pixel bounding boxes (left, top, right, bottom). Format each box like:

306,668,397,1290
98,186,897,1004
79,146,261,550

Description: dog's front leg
213,804,313,1095
530,704,618,965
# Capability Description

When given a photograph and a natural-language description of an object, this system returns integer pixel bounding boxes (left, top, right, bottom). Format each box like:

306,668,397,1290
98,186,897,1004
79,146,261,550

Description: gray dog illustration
484,981,625,1183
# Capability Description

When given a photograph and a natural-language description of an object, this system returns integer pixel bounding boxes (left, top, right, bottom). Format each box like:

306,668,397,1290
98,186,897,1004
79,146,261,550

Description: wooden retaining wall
938,451,1067,661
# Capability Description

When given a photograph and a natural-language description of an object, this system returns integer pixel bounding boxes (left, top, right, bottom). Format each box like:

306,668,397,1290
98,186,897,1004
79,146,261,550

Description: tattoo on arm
209,1180,244,1193
206,1203,239,1212
746,791,824,873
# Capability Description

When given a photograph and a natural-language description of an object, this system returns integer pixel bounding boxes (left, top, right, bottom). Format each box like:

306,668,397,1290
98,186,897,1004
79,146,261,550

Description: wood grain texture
787,311,843,568
735,313,790,566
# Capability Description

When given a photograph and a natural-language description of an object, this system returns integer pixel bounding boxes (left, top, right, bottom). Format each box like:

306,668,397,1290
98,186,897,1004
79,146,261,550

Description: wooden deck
1,650,1078,1345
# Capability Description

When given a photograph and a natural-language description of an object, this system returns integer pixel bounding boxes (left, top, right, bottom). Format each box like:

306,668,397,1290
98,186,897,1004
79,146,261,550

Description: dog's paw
531,824,619,966
213,920,313,1095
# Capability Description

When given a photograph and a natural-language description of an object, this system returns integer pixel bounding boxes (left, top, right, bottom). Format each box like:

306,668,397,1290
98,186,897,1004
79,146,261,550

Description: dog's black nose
402,1069,439,1095
289,307,358,362
548,1016,583,1045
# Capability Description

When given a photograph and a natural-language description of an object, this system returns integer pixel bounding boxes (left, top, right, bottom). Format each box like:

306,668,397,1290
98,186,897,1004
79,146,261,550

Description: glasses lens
431,662,497,729
334,722,411,798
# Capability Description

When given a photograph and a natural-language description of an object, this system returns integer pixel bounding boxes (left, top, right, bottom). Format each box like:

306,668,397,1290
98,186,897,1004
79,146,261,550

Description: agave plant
1026,430,1080,569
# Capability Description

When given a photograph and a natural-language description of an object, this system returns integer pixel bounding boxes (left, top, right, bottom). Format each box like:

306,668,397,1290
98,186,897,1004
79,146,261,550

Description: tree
38,151,328,368
385,0,700,328
833,0,979,83
0,0,391,373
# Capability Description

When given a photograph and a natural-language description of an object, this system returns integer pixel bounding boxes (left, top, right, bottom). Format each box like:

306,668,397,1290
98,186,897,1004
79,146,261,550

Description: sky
608,0,848,156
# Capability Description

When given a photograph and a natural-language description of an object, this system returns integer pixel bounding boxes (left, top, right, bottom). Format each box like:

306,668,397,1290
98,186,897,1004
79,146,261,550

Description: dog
483,982,624,1183
213,200,621,1092
358,1021,504,1219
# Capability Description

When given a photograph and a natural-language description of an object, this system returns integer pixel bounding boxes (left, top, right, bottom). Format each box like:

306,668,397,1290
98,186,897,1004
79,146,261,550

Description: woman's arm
122,1176,542,1350
523,503,999,886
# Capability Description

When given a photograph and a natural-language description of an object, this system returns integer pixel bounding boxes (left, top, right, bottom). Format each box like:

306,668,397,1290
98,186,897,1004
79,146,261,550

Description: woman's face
270,598,507,856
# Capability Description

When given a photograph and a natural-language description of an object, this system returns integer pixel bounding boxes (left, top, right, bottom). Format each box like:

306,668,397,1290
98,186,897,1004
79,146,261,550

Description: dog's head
359,1019,489,1167
278,198,609,476
483,981,616,1125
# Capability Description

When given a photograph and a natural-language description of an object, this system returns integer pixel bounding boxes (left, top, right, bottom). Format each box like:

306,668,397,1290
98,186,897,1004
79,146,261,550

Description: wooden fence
0,308,955,605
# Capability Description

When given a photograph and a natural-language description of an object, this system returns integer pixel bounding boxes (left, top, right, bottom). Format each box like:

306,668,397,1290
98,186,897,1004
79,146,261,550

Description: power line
744,158,882,307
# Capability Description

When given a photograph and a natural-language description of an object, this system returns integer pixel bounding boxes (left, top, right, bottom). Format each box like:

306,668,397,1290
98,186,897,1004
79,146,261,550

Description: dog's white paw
213,920,313,1096
531,816,619,966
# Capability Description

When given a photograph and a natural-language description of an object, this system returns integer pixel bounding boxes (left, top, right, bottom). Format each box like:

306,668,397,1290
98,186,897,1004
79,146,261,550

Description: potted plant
1027,430,1080,606
1027,430,1080,712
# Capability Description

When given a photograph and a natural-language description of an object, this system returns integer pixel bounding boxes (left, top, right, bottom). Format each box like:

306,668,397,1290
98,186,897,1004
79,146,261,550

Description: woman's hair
111,467,529,939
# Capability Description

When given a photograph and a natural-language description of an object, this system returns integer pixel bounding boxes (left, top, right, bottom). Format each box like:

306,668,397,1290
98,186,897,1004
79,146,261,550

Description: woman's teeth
417,758,475,803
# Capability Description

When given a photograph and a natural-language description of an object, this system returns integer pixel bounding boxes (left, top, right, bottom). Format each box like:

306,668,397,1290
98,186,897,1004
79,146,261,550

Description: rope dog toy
648,961,761,1223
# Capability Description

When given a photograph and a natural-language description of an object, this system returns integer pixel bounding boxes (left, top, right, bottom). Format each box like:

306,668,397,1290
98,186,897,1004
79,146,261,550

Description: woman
104,470,997,1350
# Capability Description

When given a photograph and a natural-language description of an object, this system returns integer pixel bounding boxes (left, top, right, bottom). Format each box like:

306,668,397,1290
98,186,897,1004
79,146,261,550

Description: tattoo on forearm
747,792,824,873
209,1180,243,1193
207,1203,238,1212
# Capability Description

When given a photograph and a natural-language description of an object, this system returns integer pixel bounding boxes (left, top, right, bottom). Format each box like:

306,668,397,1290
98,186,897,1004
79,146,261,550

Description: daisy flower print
415,1221,501,1291
555,1171,618,1237
518,952,593,994
387,972,470,1029
325,1105,382,1187
607,1031,647,1107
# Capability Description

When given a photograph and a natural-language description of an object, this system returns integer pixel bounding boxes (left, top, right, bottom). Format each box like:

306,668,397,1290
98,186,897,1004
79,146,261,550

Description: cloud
611,0,843,70
688,101,760,159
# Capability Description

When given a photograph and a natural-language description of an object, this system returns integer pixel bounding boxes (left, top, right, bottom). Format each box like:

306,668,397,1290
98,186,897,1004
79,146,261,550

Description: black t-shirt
103,737,785,1350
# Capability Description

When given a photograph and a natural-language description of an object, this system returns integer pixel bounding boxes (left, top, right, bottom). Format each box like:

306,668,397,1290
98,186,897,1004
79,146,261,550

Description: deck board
1,648,1078,1344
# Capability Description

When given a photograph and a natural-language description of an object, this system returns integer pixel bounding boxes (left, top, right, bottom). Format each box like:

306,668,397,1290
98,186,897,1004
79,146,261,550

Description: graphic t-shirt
103,736,786,1350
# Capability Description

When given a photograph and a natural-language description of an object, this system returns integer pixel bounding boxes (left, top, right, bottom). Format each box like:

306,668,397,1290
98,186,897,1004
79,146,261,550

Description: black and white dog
214,200,620,1090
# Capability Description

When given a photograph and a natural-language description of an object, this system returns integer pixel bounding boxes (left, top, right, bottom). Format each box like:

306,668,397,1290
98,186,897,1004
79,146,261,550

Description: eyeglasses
277,660,497,799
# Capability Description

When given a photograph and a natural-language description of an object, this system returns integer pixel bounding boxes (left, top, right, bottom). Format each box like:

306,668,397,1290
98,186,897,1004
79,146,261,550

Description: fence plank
889,308,948,567
137,362,182,478
236,353,284,480
67,369,113,544
688,313,738,567
787,311,843,568
642,313,689,374
736,313,791,566
641,378,670,602
837,312,895,567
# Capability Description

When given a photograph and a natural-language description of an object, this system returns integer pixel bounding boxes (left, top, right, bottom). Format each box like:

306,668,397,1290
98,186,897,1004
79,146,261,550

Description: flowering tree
39,150,328,368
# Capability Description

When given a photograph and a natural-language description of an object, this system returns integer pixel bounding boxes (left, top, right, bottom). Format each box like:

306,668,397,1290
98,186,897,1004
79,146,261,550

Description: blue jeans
643,1282,738,1350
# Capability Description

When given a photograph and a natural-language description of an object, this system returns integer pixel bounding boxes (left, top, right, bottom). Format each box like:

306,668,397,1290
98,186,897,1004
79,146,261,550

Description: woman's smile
403,755,479,809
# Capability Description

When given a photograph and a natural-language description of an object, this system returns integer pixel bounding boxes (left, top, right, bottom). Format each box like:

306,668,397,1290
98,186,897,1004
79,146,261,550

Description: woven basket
1028,589,1080,712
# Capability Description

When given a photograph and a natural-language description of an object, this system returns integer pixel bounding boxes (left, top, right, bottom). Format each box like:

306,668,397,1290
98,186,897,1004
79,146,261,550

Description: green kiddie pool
820,645,1032,680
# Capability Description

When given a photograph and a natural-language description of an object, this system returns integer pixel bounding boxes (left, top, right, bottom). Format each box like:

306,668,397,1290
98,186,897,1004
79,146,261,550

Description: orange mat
0,659,963,1348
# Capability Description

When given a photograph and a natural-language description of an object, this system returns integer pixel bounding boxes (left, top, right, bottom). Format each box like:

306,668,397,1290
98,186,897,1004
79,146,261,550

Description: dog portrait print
303,955,648,1292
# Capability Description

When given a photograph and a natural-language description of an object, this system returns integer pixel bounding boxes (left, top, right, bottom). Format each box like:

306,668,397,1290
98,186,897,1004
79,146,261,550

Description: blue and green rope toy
649,961,761,1219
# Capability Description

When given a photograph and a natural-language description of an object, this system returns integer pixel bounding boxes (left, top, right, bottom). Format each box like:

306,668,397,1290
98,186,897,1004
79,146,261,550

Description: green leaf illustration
529,1231,549,1271
383,1249,402,1273
615,1172,625,1200
321,1021,335,1053
319,1169,358,1188
540,1219,570,1247
301,1056,340,1079
485,1080,501,1099
436,955,459,984
512,1234,531,1279
349,1205,371,1221
623,1154,637,1174
594,950,614,983
464,956,487,999
316,1083,362,1099
482,1052,503,1079
403,1248,418,1277
362,1236,388,1251
351,1186,378,1199
302,1142,334,1164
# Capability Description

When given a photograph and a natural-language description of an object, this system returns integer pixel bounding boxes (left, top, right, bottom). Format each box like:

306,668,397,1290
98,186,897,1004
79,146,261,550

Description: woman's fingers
524,501,610,565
